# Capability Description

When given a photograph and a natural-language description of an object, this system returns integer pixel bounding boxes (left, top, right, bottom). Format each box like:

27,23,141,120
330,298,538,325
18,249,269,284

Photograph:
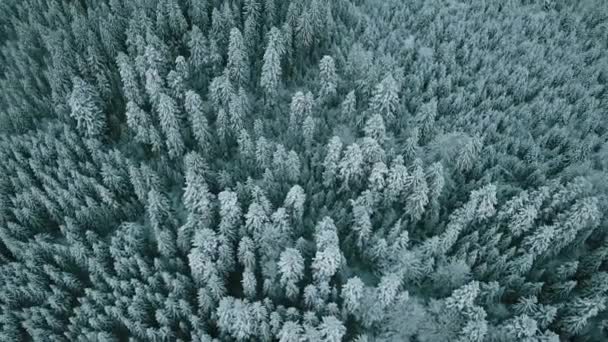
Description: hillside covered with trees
0,0,608,341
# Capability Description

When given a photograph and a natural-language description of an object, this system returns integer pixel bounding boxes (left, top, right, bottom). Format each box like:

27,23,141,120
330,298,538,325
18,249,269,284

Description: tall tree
227,28,249,88
68,77,106,138
261,27,284,102
370,74,399,123
156,93,185,159
319,55,337,102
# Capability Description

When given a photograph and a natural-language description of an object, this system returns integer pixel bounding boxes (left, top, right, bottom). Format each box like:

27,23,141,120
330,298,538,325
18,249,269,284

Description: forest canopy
0,0,608,341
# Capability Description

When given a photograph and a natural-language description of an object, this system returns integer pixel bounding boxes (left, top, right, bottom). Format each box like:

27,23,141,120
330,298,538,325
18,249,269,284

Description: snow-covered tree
370,74,399,122
261,27,284,100
278,248,305,300
319,55,337,101
69,77,106,138
227,28,249,88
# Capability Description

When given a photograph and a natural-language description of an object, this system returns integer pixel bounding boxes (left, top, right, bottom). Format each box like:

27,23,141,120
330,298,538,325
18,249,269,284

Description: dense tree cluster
0,0,607,341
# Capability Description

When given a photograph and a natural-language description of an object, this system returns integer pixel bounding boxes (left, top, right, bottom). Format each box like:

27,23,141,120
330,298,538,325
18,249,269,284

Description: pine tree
341,90,357,125
183,153,213,221
384,156,410,204
188,0,209,29
117,52,144,105
323,136,343,187
69,77,106,138
296,9,314,50
317,316,346,342
156,93,185,159
369,161,388,194
302,115,316,148
156,0,187,42
377,273,402,307
125,101,162,151
416,98,438,143
261,27,284,101
456,135,482,174
242,268,257,299
284,184,305,224
286,151,301,182
184,90,211,152
361,137,385,166
370,74,399,123
255,136,273,170
218,190,241,240
209,72,234,110
289,91,314,131
238,129,255,163
351,200,372,248
217,297,256,340
312,218,342,282
167,56,189,100
147,189,177,257
405,159,429,222
245,201,269,239
338,143,364,188
364,114,386,143
278,321,303,342
342,276,365,314
227,28,249,88
278,248,305,300
560,296,606,335
319,55,337,101
188,25,208,77
229,89,249,135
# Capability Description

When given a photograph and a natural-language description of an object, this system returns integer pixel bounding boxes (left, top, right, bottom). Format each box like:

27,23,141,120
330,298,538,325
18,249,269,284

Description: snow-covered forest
0,0,607,341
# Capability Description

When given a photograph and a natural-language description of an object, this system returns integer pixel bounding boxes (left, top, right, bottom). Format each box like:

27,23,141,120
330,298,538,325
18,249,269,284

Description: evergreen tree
323,136,343,187
261,27,284,101
342,90,357,126
370,74,399,123
184,90,211,152
156,93,185,158
117,52,144,106
405,159,429,222
318,316,346,342
385,156,410,204
289,91,314,132
319,55,337,102
125,101,162,151
227,28,249,88
69,77,106,138
278,248,305,300
416,98,437,143
338,143,364,188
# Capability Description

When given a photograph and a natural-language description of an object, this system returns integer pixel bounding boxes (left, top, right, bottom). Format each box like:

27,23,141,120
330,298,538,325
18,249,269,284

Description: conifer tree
184,90,211,152
370,74,399,123
261,27,284,101
227,28,249,88
156,93,185,159
342,90,357,125
323,136,343,187
385,156,410,204
278,248,305,300
117,52,144,106
318,316,346,342
319,55,337,101
405,159,429,222
69,77,106,138
125,101,162,151
338,143,364,188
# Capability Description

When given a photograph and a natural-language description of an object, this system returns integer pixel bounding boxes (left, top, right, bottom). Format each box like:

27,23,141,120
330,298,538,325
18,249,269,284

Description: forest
0,0,607,341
